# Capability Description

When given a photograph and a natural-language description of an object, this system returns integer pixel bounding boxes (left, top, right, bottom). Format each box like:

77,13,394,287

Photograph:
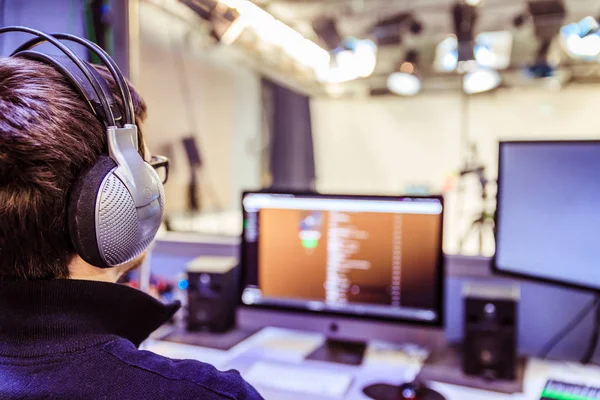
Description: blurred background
2,0,599,257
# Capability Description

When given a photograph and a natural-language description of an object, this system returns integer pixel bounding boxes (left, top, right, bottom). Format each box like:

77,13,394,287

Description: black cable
539,296,600,359
581,296,600,364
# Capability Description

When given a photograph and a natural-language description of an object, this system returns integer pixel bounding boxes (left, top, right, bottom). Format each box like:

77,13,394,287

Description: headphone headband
0,26,117,127
13,33,135,125
15,50,122,127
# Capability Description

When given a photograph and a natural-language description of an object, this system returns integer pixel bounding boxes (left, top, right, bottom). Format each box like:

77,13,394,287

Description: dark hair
0,57,147,280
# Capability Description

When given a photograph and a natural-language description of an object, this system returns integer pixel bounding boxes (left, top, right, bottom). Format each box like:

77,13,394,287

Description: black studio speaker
187,256,239,333
462,284,519,381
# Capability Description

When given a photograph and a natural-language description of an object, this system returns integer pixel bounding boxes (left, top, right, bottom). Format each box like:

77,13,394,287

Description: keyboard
244,361,353,398
541,380,600,400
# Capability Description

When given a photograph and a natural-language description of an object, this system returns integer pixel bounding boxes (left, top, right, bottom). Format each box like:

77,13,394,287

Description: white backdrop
312,84,600,254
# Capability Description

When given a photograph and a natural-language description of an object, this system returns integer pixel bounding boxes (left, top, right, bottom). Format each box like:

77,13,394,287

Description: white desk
145,327,600,400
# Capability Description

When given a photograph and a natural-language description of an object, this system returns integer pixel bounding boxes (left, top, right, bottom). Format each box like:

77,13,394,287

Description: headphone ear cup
68,156,117,268
69,155,165,268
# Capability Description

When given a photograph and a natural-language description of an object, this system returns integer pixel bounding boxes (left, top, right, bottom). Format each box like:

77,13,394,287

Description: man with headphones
0,27,262,399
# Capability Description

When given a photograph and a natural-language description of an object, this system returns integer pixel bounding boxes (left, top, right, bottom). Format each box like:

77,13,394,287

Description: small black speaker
187,257,239,333
463,284,519,381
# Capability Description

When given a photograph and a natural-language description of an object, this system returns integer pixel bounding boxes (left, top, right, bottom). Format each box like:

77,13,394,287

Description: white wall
311,84,600,255
136,1,262,214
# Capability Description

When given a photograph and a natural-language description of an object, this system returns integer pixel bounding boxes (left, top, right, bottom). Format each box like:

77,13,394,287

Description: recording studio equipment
456,143,495,255
462,284,519,381
0,26,165,268
187,257,239,333
239,191,446,365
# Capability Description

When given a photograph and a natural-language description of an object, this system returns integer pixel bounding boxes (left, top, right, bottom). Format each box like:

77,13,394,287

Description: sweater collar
0,279,180,356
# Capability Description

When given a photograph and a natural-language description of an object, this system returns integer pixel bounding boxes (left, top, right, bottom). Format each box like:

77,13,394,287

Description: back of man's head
0,57,147,280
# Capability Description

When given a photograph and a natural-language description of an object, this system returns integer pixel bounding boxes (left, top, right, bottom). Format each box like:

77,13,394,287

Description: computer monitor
238,191,446,364
493,140,600,292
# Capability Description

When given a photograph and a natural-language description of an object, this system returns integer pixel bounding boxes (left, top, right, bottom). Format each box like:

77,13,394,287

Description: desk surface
145,327,600,400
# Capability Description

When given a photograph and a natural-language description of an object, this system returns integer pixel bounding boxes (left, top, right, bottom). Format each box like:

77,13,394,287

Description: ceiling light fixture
369,12,424,47
463,68,501,94
387,50,421,96
180,0,244,44
317,37,377,83
346,38,378,78
215,0,330,71
560,16,600,59
435,32,511,72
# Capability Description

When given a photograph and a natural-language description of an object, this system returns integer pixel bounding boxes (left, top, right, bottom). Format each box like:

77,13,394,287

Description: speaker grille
97,172,165,266
97,174,139,265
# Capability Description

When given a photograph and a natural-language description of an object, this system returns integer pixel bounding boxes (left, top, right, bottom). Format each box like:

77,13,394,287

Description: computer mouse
398,381,421,399
363,381,446,400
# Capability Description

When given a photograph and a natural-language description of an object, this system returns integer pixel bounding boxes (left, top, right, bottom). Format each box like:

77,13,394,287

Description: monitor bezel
492,139,600,293
239,190,446,328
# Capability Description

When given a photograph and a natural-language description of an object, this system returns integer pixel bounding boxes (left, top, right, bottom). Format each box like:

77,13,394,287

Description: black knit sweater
0,279,262,399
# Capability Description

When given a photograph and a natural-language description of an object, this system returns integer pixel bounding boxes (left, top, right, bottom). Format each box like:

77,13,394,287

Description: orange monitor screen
241,194,444,324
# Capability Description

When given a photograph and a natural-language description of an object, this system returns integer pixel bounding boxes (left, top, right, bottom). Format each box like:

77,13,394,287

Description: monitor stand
305,338,367,366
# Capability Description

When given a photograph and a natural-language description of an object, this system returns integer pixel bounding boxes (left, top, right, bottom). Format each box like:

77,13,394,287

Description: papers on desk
229,327,324,363
245,361,353,398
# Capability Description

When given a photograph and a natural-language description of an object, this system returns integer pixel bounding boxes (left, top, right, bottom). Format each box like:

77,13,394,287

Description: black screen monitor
493,140,600,292
240,192,445,328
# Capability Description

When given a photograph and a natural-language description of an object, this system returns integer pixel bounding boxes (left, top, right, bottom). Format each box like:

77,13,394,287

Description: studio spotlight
434,31,511,72
434,35,459,72
316,38,378,83
463,67,501,94
560,16,600,59
334,38,378,78
387,50,421,96
180,0,243,44
370,13,424,46
212,6,244,44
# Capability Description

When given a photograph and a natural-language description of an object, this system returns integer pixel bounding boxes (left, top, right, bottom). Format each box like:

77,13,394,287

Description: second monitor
239,192,446,364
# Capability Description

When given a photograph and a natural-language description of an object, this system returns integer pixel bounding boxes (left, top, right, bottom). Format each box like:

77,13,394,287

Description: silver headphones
0,26,165,268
